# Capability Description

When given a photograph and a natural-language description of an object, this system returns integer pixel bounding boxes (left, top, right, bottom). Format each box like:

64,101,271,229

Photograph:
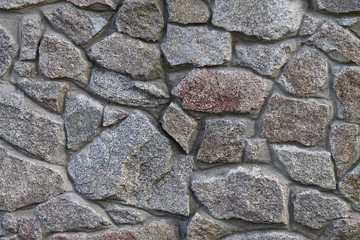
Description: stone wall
0,0,359,239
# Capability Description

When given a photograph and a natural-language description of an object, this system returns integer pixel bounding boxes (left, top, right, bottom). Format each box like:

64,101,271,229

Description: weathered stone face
0,26,18,77
245,139,271,163
66,0,119,10
19,16,43,60
105,205,146,225
167,0,210,24
315,0,360,13
299,13,324,36
224,231,309,240
339,164,360,210
14,61,37,78
0,0,57,9
187,212,228,240
103,105,128,127
319,219,360,240
18,217,43,240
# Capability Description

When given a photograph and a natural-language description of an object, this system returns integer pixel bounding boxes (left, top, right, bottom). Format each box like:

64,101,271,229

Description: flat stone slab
167,0,210,24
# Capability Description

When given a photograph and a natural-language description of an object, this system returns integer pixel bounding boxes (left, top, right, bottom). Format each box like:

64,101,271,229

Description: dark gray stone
19,15,43,60
13,61,37,78
167,0,210,24
0,26,18,77
339,164,360,210
315,0,360,13
319,219,360,240
103,105,128,127
245,139,271,163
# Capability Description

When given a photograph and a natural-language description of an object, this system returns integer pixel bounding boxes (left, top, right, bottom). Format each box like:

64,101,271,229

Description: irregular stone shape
315,0,360,13
1,214,18,233
0,0,57,9
20,15,43,60
263,94,332,146
14,61,37,78
173,68,273,114
339,164,360,209
0,27,18,77
299,13,324,36
66,0,119,10
351,20,360,37
161,25,231,67
192,165,288,223
105,205,146,225
87,33,163,81
197,119,246,163
245,139,271,163
224,231,309,240
15,78,69,113
292,189,350,229
88,68,169,107
235,40,297,77
280,47,328,97
187,212,228,240
330,122,360,177
0,235,18,240
161,103,198,154
64,94,103,150
39,34,91,85
42,4,108,45
18,217,42,240
103,105,128,127
0,90,67,164
273,145,336,189
334,67,360,123
319,219,360,240
167,0,210,24
212,0,306,40
337,17,359,27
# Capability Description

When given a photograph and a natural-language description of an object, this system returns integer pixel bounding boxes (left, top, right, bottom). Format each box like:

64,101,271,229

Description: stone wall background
0,0,359,239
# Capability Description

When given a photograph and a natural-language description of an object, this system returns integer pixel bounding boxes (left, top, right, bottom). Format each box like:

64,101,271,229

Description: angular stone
0,27,18,77
167,0,209,24
66,0,119,10
161,25,231,67
351,20,360,37
1,214,17,233
319,219,360,240
187,212,228,240
39,34,91,85
20,16,43,60
263,94,332,146
299,14,324,36
315,0,360,13
0,0,57,9
89,68,169,107
337,17,359,27
103,105,128,127
161,103,198,154
18,217,42,240
173,68,273,114
87,33,163,81
273,145,336,189
245,139,271,163
64,94,103,150
339,164,360,209
235,40,297,77
15,78,69,113
212,0,306,40
192,165,288,223
292,189,350,229
105,205,146,225
14,61,37,78
224,231,309,240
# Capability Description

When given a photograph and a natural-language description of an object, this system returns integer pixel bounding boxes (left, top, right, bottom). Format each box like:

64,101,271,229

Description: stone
13,61,37,78
339,164,360,209
280,47,328,97
161,25,231,67
64,94,103,150
19,15,43,60
315,0,360,13
88,68,169,107
0,235,18,240
337,17,359,27
161,103,198,154
1,214,17,233
212,0,306,40
330,122,360,177
173,68,273,114
39,34,91,86
187,212,228,240
0,27,18,77
273,145,336,189
192,165,288,223
18,217,42,240
351,20,360,37
245,139,271,163
167,0,210,24
0,0,57,9
224,231,309,240
197,119,246,163
263,94,332,146
66,0,119,10
87,33,163,81
105,205,146,225
15,78,69,113
234,40,297,78
292,189,350,229
319,219,360,240
299,14,324,36
42,4,108,45
103,106,128,127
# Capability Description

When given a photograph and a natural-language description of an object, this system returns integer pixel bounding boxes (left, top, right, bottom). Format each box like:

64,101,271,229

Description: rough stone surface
263,94,332,146
173,68,273,114
1,214,18,233
315,0,360,13
299,13,324,36
245,139,271,163
319,218,360,240
161,25,231,67
66,0,119,10
13,61,37,78
0,27,18,77
351,20,360,37
224,231,309,240
103,105,128,127
20,16,43,60
0,0,57,9
187,212,228,240
18,217,42,240
167,0,210,24
339,164,360,209
105,205,146,225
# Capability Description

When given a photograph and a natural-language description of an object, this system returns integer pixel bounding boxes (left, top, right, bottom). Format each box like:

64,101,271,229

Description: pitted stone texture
235,40,297,78
187,212,228,240
173,69,273,114
337,17,359,27
89,68,169,107
161,103,198,154
192,166,288,223
224,231,309,240
319,219,360,240
105,205,146,225
0,0,57,9
299,14,324,36
103,106,128,127
20,16,43,60
212,0,306,40
87,33,163,81
245,139,271,163
42,4,108,45
197,119,246,163
18,217,42,240
292,189,350,229
39,34,91,86
1,214,17,233
280,47,328,97
315,0,360,13
161,25,231,67
14,61,37,78
0,143,66,211
273,145,336,189
263,94,332,146
0,27,18,77
167,0,209,24
339,164,360,209
66,0,119,10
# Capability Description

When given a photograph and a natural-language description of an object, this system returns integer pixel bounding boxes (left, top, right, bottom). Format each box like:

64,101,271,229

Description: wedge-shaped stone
224,231,309,240
103,105,128,127
315,0,360,13
20,15,43,60
299,13,324,36
66,0,119,10
14,61,37,78
187,212,229,240
167,0,209,24
319,219,360,240
0,0,57,9
0,27,18,77
339,164,360,210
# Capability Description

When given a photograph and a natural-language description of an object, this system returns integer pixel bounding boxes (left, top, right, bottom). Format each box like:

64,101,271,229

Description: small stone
192,165,288,223
39,34,91,85
263,94,332,146
235,40,297,77
1,214,17,233
161,103,198,154
167,0,210,24
187,212,228,240
319,218,360,240
18,217,42,240
350,20,360,37
0,26,18,77
245,139,271,163
339,164,360,210
66,0,119,10
19,15,43,60
224,231,309,240
173,68,273,114
299,14,324,36
337,17,359,27
212,0,306,40
13,61,37,78
105,205,146,225
161,25,231,67
15,78,69,113
315,0,360,13
0,0,57,9
87,33,163,81
292,189,350,229
103,105,128,127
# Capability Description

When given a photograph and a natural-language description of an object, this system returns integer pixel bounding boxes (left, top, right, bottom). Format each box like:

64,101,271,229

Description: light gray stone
19,16,43,60
339,164,360,210
315,0,360,13
105,205,146,225
299,13,324,36
0,235,18,240
224,231,309,240
187,212,228,240
66,0,119,10
350,20,360,37
18,217,42,240
1,214,17,233
167,0,210,24
0,0,57,9
337,17,359,27
13,61,37,78
0,27,18,77
319,219,360,240
103,105,128,127
245,139,271,163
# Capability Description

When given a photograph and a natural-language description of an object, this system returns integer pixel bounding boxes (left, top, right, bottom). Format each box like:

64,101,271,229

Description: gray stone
212,0,306,40
245,139,271,163
339,164,360,210
66,0,119,10
167,0,210,24
0,0,57,9
299,14,324,36
224,231,309,240
39,34,91,86
1,214,17,233
315,0,360,13
0,27,18,77
13,61,37,78
103,105,128,127
292,189,350,229
0,235,18,240
263,94,332,146
319,219,360,240
350,20,360,37
87,33,163,81
187,212,228,240
161,103,198,154
192,165,288,223
234,40,297,78
105,205,146,225
273,145,336,189
18,217,42,240
172,68,273,114
19,16,43,60
161,25,231,67
42,4,108,45
337,17,359,27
